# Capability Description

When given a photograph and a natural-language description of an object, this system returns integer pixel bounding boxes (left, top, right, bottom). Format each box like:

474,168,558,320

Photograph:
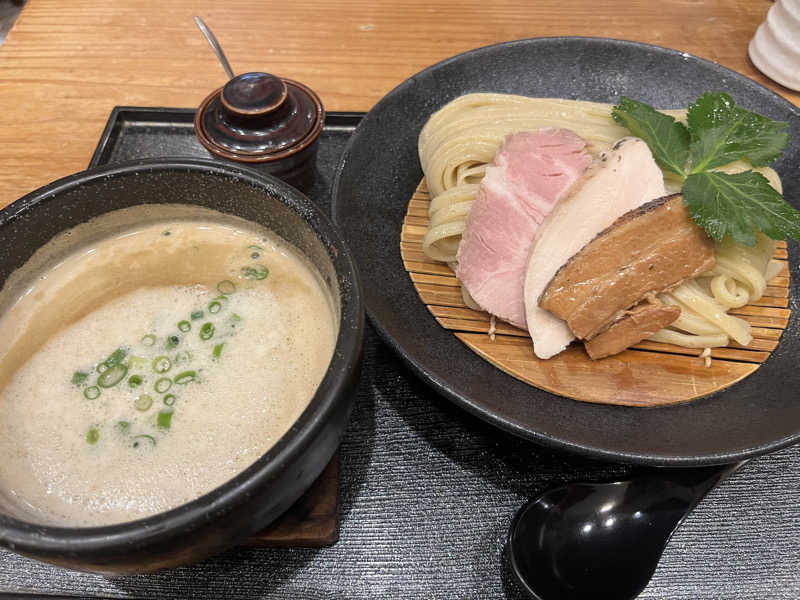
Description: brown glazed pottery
195,72,325,187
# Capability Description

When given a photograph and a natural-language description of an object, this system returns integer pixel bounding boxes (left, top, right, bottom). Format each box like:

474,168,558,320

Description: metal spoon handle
194,16,235,80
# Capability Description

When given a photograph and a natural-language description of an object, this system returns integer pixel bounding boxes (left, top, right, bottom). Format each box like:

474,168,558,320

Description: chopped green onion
242,264,269,280
167,335,180,349
250,252,260,259
173,350,192,364
162,230,171,236
135,394,153,411
216,280,236,295
157,409,173,429
154,377,172,393
231,313,241,322
191,310,204,320
163,393,176,406
128,374,143,388
208,300,222,314
71,371,88,386
199,322,215,340
86,427,99,445
117,421,131,433
212,343,224,360
248,245,263,259
105,348,127,367
152,355,172,373
83,386,100,400
248,245,263,251
141,334,157,346
178,320,191,332
96,363,108,374
132,434,156,448
174,370,196,385
97,363,127,388
128,355,149,370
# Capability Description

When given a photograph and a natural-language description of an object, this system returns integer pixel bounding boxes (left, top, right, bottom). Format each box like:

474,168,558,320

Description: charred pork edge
537,192,685,307
584,303,681,360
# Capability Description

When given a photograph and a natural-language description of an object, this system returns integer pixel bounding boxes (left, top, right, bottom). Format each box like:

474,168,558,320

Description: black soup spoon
506,462,743,600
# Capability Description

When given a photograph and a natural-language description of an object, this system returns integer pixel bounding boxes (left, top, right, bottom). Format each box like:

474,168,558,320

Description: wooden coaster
401,179,791,407
242,453,339,547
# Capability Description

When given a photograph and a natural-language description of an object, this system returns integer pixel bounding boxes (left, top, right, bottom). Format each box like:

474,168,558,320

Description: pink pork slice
455,129,592,329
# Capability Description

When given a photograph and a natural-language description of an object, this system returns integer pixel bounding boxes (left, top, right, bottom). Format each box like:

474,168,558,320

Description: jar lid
194,72,324,163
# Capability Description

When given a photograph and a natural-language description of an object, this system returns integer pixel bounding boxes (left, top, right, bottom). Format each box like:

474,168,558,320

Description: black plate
331,37,800,465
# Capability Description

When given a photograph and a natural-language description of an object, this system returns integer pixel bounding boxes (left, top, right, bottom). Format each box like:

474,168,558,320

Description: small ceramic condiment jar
749,0,800,91
194,72,325,187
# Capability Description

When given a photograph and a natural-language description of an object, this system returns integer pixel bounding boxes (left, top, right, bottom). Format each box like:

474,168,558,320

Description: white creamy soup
0,210,336,526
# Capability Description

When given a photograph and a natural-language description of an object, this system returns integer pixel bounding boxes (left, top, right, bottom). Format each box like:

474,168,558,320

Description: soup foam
0,215,336,526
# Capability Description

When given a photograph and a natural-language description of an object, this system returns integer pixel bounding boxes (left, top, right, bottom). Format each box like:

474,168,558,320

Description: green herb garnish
178,320,191,332
612,92,796,246
199,322,215,340
132,434,156,448
174,370,196,385
83,386,100,400
173,350,192,364
128,355,149,370
135,394,153,411
163,393,176,406
152,355,172,373
86,427,100,445
157,409,173,429
117,421,131,433
190,310,204,320
212,342,224,360
97,363,127,388
154,377,172,393
141,334,156,346
71,371,88,386
242,264,269,280
216,280,236,295
104,348,127,367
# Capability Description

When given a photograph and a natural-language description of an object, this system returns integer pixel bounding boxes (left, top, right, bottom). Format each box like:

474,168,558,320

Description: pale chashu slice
456,129,591,329
540,194,715,340
584,302,681,360
523,137,667,359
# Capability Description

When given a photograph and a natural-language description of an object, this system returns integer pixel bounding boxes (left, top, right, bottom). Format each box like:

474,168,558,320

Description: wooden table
0,2,799,599
0,0,797,208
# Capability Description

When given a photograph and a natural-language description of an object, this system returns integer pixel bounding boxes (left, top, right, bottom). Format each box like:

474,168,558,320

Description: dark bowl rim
0,158,364,553
331,35,800,466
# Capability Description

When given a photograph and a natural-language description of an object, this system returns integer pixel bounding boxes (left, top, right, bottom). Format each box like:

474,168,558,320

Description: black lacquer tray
0,107,796,599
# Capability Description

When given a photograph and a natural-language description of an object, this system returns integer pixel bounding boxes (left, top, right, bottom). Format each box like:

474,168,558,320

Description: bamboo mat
401,179,790,407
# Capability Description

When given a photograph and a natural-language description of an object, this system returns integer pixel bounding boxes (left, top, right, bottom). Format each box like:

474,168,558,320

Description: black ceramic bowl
0,159,363,574
332,37,800,466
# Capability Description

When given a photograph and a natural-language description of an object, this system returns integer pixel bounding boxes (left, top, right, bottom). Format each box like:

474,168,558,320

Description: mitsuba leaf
687,92,790,172
683,171,800,246
611,97,690,176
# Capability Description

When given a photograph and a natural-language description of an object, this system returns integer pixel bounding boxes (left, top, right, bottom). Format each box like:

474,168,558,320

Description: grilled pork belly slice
524,137,667,359
584,302,681,360
540,194,715,340
455,129,591,329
